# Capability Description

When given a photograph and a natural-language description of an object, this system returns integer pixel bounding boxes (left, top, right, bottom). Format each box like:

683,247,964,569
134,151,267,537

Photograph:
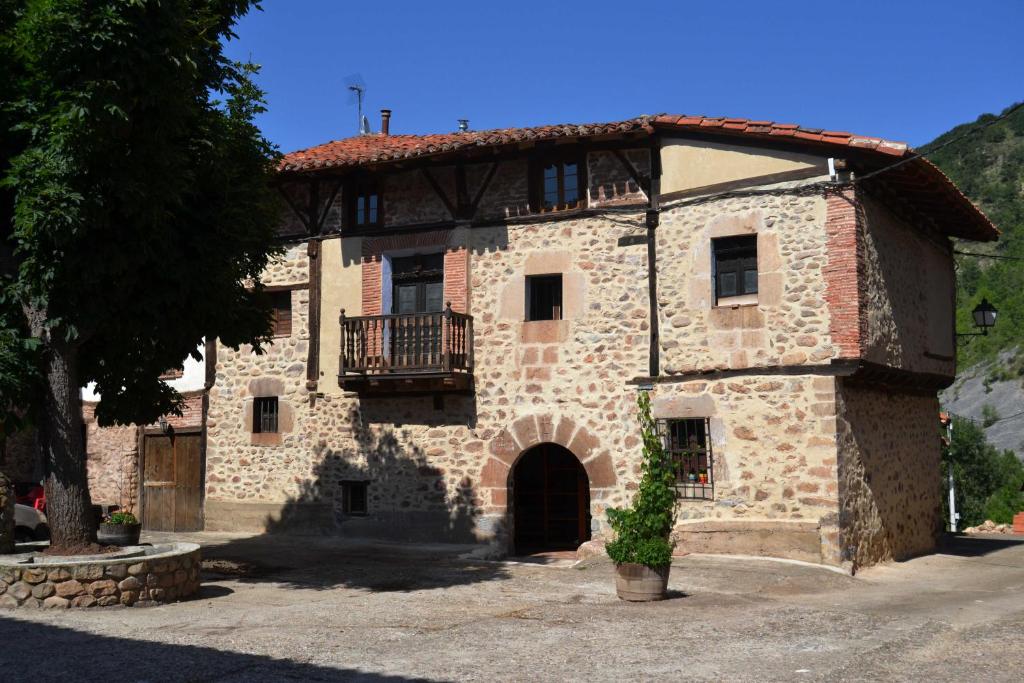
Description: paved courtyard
2,532,1023,682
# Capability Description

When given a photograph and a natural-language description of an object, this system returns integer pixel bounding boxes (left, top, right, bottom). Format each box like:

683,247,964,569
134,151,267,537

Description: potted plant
606,391,678,601
98,510,142,546
98,461,141,546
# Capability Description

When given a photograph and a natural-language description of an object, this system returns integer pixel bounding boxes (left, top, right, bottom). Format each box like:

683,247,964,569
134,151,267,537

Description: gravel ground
2,533,1023,682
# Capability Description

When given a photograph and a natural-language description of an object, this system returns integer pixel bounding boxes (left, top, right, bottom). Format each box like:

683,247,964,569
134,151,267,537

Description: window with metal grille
531,153,584,212
526,274,563,321
658,417,714,500
713,235,758,303
343,481,368,515
270,290,292,337
253,397,279,434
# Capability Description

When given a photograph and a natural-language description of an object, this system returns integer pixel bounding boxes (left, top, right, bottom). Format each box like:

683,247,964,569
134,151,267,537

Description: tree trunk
38,337,94,548
0,468,13,554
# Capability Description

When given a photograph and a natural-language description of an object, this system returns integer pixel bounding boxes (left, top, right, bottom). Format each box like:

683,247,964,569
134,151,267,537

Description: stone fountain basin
0,542,201,609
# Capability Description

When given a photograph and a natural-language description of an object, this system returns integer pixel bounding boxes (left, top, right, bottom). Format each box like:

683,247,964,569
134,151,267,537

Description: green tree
943,416,1024,528
0,0,281,548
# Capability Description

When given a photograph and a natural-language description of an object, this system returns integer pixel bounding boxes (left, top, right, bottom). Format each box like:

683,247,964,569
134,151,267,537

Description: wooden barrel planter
97,522,142,547
615,563,671,601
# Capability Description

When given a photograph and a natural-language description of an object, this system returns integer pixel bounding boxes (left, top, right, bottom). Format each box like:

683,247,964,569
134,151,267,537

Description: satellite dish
344,73,368,135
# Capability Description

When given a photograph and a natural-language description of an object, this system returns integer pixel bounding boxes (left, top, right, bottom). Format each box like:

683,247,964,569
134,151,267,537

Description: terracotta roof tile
277,113,994,242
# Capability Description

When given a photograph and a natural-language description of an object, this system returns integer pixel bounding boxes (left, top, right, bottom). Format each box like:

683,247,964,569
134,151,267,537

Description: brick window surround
361,230,468,315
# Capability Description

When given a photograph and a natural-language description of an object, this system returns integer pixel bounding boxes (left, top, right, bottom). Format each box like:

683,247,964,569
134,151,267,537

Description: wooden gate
142,433,203,532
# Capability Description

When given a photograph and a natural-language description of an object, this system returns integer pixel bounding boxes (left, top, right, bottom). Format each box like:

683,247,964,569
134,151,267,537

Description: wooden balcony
338,304,474,394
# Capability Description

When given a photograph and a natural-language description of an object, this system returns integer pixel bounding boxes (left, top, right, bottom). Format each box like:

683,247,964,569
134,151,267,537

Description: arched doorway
511,443,591,554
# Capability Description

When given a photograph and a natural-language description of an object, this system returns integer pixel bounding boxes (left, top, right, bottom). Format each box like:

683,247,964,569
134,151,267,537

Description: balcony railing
339,304,473,390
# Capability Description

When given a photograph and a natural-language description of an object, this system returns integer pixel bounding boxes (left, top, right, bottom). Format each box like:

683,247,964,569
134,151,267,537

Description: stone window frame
712,234,759,307
252,396,279,434
657,417,715,500
525,274,563,321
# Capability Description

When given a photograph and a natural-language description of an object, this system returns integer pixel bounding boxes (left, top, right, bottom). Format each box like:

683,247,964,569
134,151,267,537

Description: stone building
94,113,996,570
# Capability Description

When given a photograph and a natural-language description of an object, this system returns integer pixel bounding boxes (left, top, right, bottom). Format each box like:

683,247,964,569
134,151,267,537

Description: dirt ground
2,532,1023,682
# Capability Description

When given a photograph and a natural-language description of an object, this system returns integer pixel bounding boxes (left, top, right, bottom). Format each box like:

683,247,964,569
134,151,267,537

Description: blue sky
223,0,1023,154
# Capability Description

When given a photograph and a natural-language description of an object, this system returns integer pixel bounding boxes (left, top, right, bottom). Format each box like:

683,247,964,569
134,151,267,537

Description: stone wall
0,544,200,609
1,429,40,482
858,193,955,377
656,188,833,374
650,375,841,564
836,380,942,569
83,403,139,507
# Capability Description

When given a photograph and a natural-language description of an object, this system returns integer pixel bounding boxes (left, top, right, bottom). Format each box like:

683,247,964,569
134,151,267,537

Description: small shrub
605,392,677,568
981,404,1001,428
104,511,138,526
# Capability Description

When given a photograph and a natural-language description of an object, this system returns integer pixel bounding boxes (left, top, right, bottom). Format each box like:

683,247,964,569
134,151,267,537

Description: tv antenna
344,73,369,135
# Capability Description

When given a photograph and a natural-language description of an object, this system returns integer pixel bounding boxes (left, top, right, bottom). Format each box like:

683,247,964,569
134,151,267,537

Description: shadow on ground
195,534,514,593
935,532,1024,558
0,617,438,682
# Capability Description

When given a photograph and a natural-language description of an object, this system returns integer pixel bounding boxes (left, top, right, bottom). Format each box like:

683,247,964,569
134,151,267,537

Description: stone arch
478,413,616,515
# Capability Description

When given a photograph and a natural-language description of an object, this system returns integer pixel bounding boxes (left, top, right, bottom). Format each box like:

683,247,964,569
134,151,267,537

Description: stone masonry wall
0,546,201,609
858,193,955,378
83,402,139,507
836,380,942,569
656,189,834,374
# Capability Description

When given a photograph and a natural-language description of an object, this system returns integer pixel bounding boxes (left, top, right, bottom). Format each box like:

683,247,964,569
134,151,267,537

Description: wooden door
142,434,203,532
513,444,591,554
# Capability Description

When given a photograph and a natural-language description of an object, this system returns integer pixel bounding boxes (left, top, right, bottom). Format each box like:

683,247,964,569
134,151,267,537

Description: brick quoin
824,187,867,359
360,230,468,314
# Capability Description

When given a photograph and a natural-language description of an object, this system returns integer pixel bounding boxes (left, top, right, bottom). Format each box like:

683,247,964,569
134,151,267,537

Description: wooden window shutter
271,290,292,337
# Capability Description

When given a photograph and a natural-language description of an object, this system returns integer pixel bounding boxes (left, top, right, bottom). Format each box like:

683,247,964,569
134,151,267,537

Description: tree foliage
0,0,282,427
606,392,677,568
921,102,1024,373
943,416,1024,527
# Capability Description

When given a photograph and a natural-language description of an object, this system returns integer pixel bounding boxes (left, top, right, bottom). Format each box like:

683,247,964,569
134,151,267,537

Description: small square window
659,418,714,500
526,274,563,321
269,290,292,337
253,397,279,434
713,235,758,304
343,481,368,515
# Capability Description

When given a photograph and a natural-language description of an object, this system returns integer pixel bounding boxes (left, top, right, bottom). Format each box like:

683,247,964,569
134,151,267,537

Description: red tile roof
279,114,911,172
278,114,996,242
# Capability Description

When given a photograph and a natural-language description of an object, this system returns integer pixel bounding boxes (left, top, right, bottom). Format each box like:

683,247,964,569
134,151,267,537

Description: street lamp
957,298,998,343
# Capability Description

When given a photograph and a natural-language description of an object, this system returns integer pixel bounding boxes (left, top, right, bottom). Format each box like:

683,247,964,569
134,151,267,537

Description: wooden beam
316,179,345,233
612,149,651,197
278,184,312,231
455,162,470,219
420,168,457,220
470,162,499,217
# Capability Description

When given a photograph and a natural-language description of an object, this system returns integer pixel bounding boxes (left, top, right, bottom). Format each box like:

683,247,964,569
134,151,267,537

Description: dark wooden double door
142,433,203,532
512,444,591,554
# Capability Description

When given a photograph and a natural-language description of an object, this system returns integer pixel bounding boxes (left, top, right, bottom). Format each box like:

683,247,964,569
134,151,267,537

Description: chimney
380,109,391,136
458,119,469,133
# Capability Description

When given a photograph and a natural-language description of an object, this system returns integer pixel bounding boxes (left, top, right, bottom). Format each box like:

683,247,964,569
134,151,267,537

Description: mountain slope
926,102,1024,454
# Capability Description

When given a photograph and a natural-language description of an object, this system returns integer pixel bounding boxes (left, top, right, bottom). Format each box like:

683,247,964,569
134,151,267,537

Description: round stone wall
0,543,200,609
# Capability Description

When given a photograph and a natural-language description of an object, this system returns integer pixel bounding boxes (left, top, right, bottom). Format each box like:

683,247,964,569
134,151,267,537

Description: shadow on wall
0,617,424,681
266,397,485,546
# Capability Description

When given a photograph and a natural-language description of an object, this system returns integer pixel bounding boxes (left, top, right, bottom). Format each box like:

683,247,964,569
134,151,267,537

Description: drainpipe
947,419,959,532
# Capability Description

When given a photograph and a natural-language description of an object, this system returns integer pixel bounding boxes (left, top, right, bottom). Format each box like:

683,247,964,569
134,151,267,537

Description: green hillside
920,102,1024,374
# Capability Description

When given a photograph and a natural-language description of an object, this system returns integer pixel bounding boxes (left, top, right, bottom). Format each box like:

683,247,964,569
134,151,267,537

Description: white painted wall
81,341,206,401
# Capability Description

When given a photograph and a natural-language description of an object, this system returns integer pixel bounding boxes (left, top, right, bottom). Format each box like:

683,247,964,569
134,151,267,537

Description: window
526,274,563,321
659,418,714,500
351,181,381,227
532,154,584,212
713,235,758,303
343,481,368,515
269,290,292,337
253,397,279,434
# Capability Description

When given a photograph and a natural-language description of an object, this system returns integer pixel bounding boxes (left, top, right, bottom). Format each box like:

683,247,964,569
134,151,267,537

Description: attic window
351,179,381,227
532,153,584,212
713,235,758,304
